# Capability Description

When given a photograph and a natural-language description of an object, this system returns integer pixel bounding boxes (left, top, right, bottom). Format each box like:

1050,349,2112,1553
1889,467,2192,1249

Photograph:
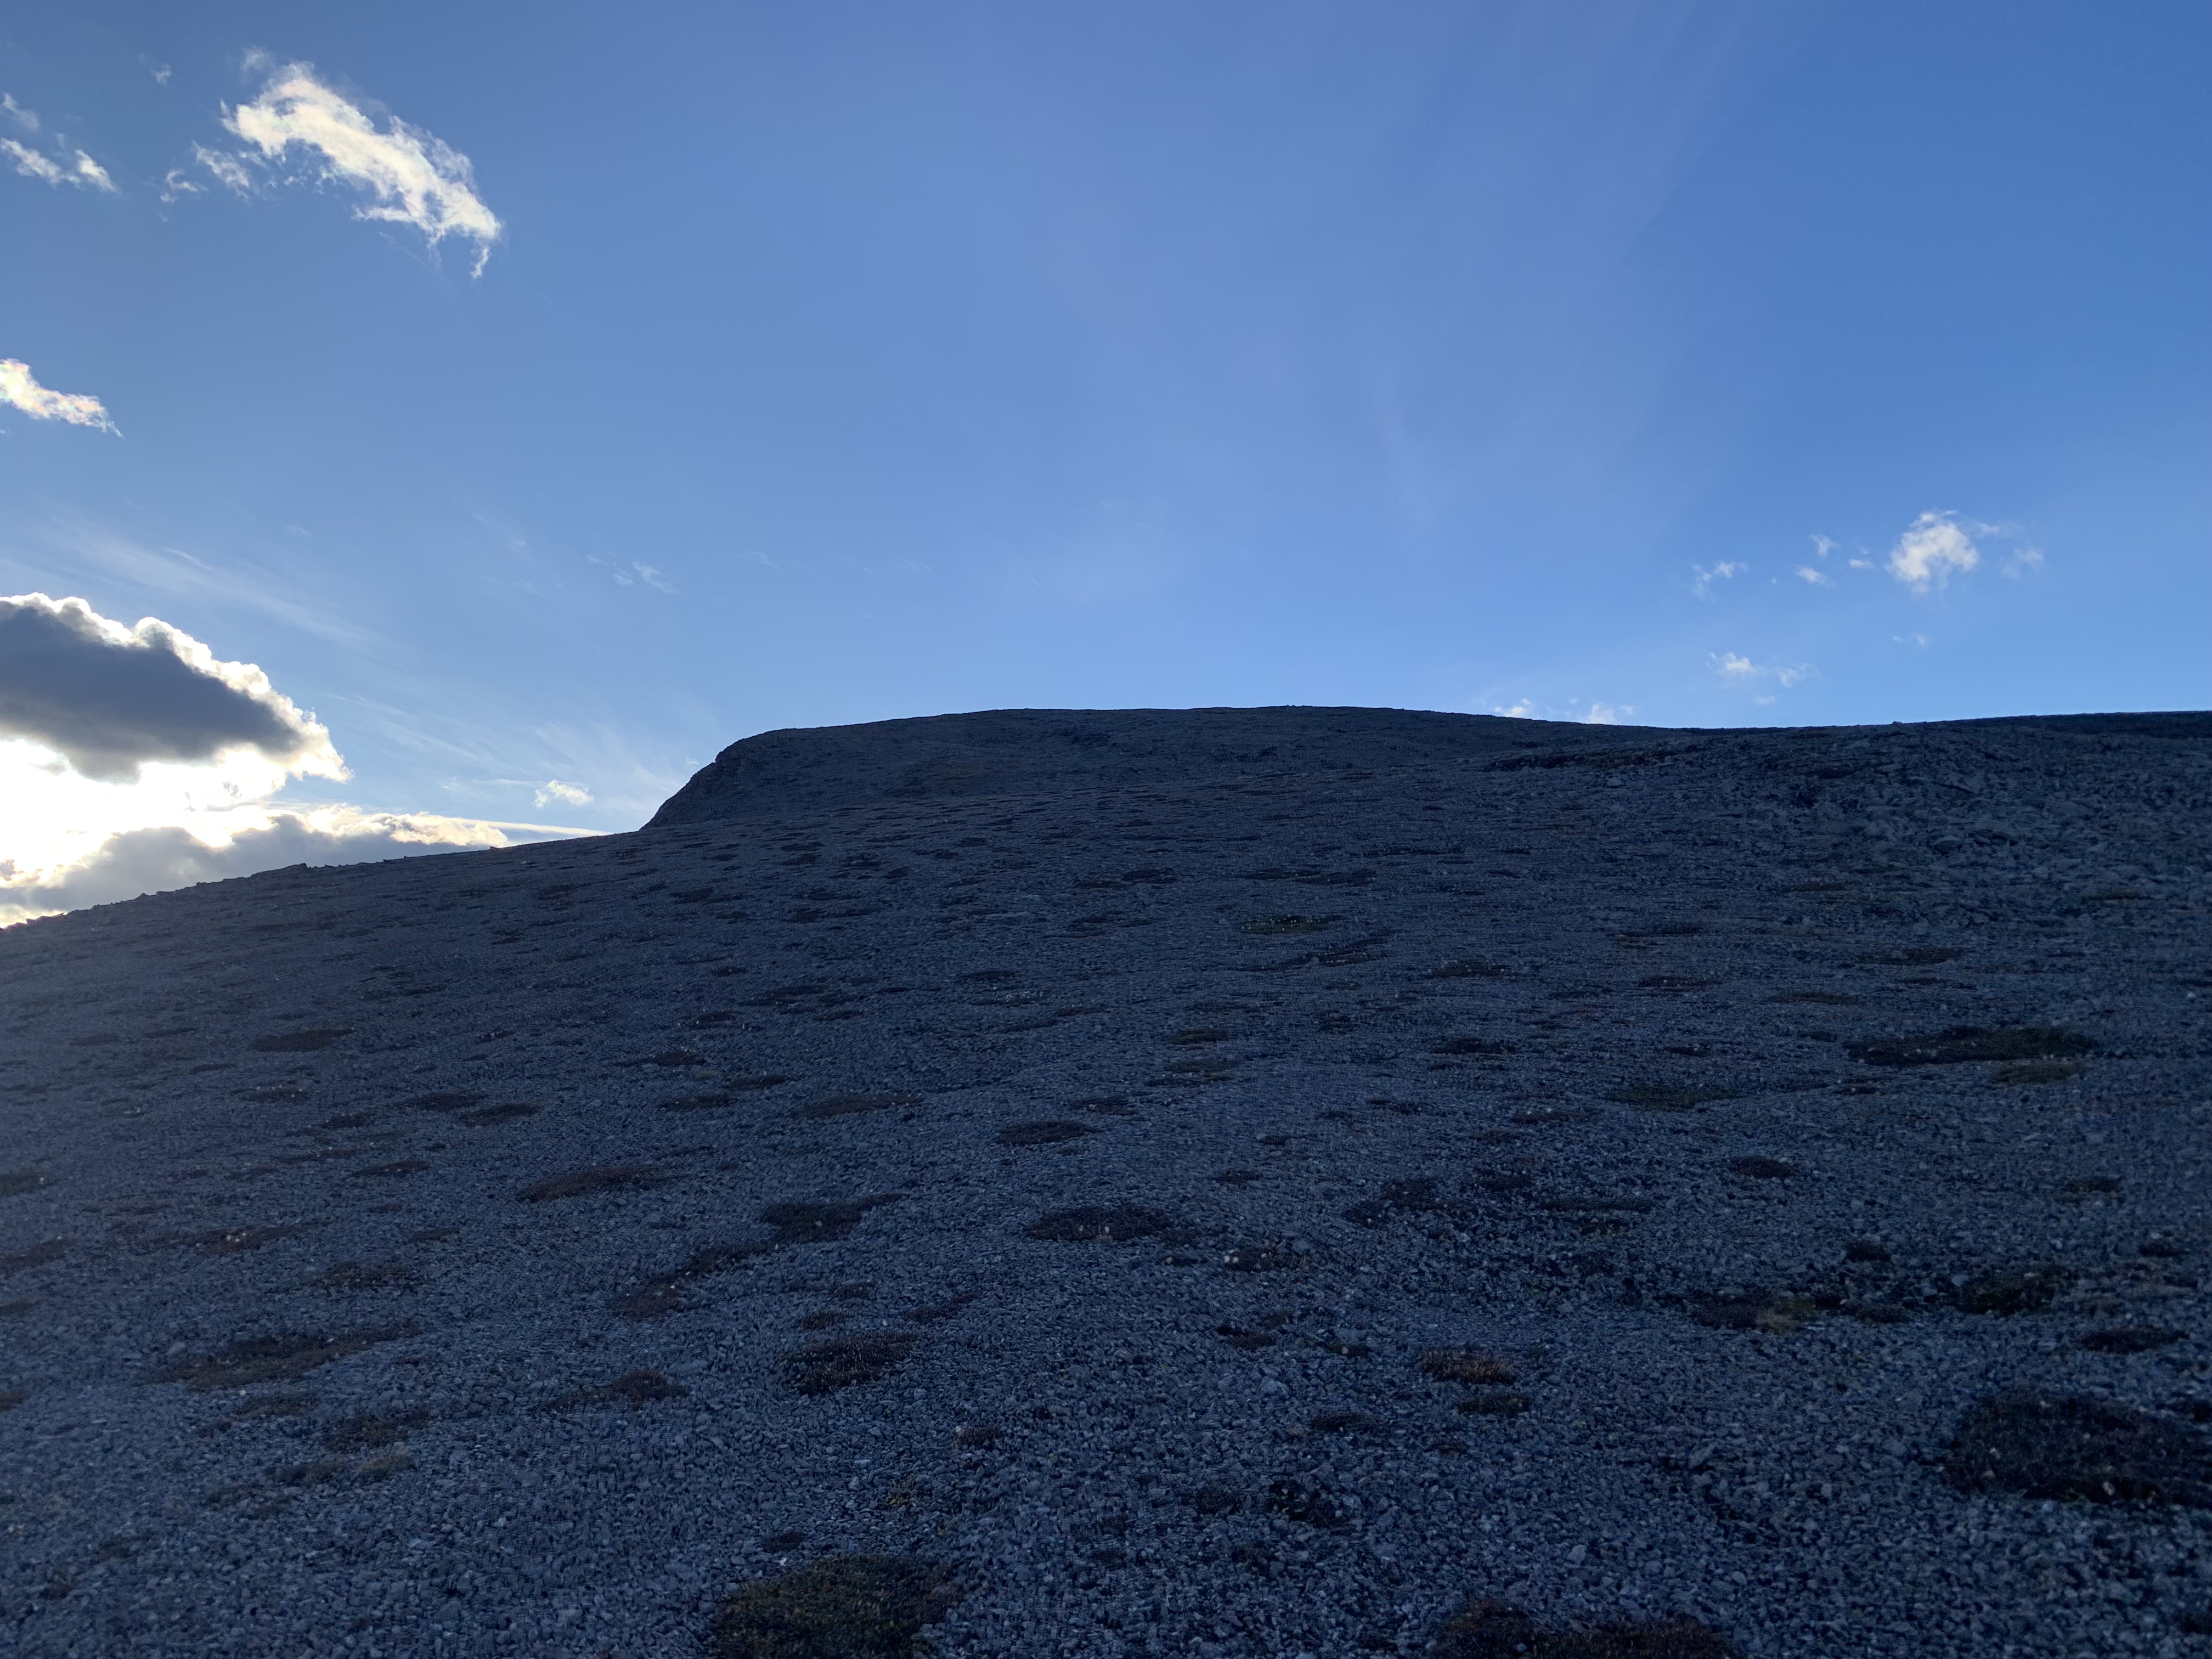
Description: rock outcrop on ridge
2,705,2209,1658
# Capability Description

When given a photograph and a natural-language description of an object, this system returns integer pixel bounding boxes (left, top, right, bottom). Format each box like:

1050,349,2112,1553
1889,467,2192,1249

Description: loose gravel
2,704,2209,1657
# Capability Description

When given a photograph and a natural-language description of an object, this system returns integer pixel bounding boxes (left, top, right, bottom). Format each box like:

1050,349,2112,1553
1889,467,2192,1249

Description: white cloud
0,360,116,431
1809,534,1836,561
1887,510,1983,592
1894,632,1932,648
2,94,37,133
1492,699,1537,719
595,555,677,592
219,60,502,273
1796,566,1833,587
1713,651,1814,695
1691,561,1745,600
2,136,116,193
1582,702,1632,725
2003,546,2045,578
534,779,592,808
153,65,173,87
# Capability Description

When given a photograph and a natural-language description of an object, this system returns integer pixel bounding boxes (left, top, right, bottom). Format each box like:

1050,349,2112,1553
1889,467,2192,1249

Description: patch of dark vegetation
549,1368,689,1410
1638,976,1717,992
1263,1479,1346,1528
518,1165,670,1203
320,1409,433,1452
1345,1177,1448,1227
250,1029,352,1053
763,1196,901,1246
1212,1169,1262,1186
1430,959,1509,979
711,1554,959,1659
2063,1175,2122,1200
1849,1026,2096,1067
906,1291,979,1323
1946,1391,2212,1506
1217,1324,1277,1351
240,1086,310,1104
1729,1156,1799,1180
191,1223,313,1257
1430,1599,1743,1658
1951,1264,2075,1316
663,1080,798,1110
610,1240,771,1319
1457,1390,1532,1417
1241,915,1334,935
781,1332,917,1395
315,1111,377,1131
150,1327,414,1389
1993,1059,2084,1085
1224,1239,1307,1272
1773,991,1857,1006
2081,1327,2185,1355
396,1091,486,1113
1422,1348,1517,1385
952,1425,1001,1449
1690,1289,1819,1335
0,1237,69,1273
0,1389,26,1413
1309,1409,1380,1435
228,1391,315,1420
795,1092,921,1120
1073,1094,1137,1116
1860,946,1963,966
460,1101,541,1126
302,1261,419,1293
1604,1084,1736,1111
1431,1036,1516,1056
353,1159,431,1178
1845,1238,1892,1263
1168,1026,1232,1046
1025,1204,1182,1243
995,1120,1096,1147
1193,1483,1239,1516
0,1170,49,1198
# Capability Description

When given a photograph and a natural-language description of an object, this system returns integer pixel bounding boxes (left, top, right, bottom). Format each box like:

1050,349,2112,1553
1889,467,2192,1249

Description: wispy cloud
1713,651,1814,704
2,137,116,193
1795,566,1833,587
1582,702,1633,725
1690,561,1745,600
213,60,502,273
2002,546,2045,578
0,360,116,431
1886,510,1983,592
2,94,37,133
591,555,676,592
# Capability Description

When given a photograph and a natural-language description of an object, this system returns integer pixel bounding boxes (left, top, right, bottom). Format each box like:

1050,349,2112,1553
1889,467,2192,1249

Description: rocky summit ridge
2,704,2210,1658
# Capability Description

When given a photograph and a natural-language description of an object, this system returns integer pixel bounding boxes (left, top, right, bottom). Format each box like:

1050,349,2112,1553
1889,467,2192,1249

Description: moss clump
1950,1263,2074,1315
713,1555,960,1658
1421,1348,1517,1385
763,1197,900,1246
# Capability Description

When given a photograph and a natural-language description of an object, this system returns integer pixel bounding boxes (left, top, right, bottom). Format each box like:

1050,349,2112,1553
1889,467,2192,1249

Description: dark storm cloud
0,594,338,782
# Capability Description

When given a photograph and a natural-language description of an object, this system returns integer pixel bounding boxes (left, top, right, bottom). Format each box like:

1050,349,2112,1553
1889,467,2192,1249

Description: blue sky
2,1,2207,913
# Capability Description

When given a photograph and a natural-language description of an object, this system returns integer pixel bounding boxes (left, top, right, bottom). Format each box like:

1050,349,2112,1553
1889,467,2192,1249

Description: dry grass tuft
712,1554,958,1658
150,1327,414,1389
1422,1348,1517,1385
1946,1391,2212,1505
518,1165,670,1203
1850,1026,2095,1066
781,1333,917,1395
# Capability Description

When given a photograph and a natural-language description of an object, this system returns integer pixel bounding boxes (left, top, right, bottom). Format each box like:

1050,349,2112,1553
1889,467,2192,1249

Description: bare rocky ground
2,704,2209,1659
